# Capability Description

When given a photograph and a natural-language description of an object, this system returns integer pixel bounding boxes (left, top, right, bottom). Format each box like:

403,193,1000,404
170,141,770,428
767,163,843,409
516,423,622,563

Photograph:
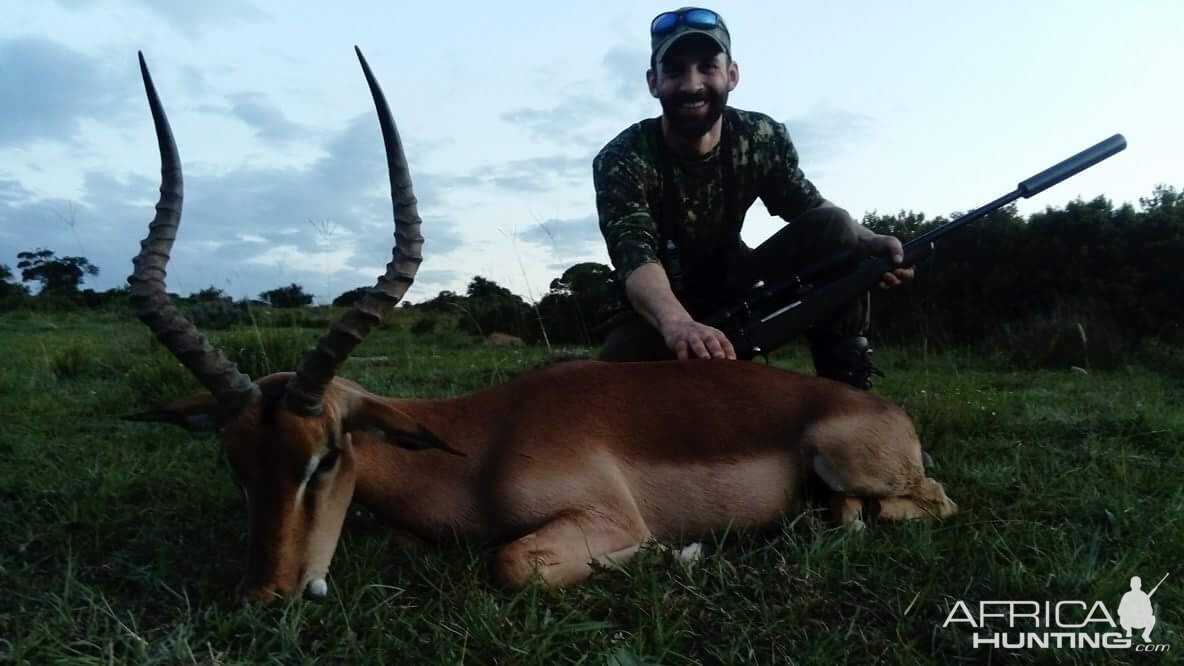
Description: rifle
1148,573,1169,598
705,134,1127,360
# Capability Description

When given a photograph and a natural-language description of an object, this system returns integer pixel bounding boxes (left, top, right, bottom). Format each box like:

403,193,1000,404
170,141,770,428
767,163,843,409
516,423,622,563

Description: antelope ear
123,394,223,433
344,396,465,456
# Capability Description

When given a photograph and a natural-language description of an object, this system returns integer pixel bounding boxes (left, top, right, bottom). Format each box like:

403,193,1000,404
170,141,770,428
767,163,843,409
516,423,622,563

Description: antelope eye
314,449,340,475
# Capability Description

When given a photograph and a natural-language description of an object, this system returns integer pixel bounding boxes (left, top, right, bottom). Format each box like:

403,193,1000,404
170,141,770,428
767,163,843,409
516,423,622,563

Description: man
593,7,913,389
1118,576,1158,644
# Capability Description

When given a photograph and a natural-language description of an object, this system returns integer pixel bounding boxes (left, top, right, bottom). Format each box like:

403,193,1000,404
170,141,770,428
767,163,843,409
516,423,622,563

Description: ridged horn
128,52,260,415
284,47,424,415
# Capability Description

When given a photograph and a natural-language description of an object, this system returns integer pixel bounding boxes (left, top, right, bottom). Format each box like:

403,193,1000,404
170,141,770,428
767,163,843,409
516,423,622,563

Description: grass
0,311,1180,664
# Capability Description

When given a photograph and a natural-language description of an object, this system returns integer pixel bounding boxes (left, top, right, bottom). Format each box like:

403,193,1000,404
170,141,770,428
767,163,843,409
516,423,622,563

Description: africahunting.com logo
943,573,1171,652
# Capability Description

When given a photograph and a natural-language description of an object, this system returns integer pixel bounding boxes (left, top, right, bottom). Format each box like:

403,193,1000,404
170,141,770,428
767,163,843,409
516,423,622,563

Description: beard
660,87,728,139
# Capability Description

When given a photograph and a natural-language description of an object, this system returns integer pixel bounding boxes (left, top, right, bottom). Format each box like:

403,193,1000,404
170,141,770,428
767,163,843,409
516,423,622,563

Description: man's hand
624,263,737,361
859,234,915,289
660,317,737,360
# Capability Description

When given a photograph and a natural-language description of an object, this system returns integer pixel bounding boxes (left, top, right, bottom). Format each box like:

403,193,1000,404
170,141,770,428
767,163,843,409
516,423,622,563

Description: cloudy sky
2,1,1181,303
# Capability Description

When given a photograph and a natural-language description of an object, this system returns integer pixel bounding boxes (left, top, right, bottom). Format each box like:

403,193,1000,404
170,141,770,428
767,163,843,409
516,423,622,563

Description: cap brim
653,29,728,66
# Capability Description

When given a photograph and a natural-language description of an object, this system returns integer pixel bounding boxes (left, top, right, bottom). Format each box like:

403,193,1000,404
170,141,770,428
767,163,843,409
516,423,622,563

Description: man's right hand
623,262,737,361
660,318,737,360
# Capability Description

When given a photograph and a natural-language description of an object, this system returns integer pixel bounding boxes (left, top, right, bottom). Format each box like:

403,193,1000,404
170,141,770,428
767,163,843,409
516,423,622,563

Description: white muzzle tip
305,577,328,599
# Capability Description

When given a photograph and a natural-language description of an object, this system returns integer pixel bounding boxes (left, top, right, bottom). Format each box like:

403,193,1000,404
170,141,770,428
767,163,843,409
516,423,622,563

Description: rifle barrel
1148,572,1169,597
901,134,1127,265
1019,134,1127,197
713,133,1127,358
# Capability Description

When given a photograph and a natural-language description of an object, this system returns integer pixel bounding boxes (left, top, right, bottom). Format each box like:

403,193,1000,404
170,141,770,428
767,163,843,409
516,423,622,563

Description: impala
126,48,957,602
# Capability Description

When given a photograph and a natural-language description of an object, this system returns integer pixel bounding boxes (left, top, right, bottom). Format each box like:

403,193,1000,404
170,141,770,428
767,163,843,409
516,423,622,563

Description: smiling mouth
679,100,708,112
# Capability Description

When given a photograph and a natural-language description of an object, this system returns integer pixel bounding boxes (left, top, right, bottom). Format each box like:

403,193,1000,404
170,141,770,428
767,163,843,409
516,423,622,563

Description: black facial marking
315,449,340,475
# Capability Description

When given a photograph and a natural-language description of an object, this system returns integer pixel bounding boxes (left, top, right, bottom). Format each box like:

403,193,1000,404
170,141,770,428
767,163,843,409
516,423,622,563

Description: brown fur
139,359,958,599
126,54,956,602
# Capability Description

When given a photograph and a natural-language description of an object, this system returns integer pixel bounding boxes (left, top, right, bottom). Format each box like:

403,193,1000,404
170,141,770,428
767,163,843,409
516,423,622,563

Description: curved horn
284,47,424,415
128,52,260,414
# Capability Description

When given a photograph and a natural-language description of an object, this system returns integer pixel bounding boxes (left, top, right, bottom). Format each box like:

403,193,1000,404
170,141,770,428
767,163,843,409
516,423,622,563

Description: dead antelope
126,49,957,603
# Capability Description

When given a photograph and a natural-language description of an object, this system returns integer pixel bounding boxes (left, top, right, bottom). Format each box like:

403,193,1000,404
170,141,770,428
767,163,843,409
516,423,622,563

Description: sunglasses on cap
650,7,725,36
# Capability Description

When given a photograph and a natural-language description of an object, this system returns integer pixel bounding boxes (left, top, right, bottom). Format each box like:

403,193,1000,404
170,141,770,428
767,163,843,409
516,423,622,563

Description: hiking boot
810,335,884,390
812,335,937,470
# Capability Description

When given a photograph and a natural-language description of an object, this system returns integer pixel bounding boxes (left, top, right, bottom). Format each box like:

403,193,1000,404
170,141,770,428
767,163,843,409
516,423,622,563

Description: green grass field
1,310,1180,664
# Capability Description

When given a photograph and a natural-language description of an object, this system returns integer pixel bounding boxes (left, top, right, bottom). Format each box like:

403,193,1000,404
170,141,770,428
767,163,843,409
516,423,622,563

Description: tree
260,283,314,308
459,276,535,341
0,264,29,308
16,248,99,293
418,290,465,313
191,286,231,303
538,262,615,345
548,262,613,301
466,275,520,303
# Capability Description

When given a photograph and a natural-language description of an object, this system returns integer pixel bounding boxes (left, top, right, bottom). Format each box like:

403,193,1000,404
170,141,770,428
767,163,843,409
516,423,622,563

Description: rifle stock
712,134,1127,359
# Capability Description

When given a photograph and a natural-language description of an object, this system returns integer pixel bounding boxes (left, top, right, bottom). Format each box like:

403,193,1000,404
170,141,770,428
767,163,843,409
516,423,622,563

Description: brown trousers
597,206,871,362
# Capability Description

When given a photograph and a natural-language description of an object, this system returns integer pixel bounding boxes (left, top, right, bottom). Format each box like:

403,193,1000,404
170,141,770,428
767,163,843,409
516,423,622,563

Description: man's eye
315,450,340,475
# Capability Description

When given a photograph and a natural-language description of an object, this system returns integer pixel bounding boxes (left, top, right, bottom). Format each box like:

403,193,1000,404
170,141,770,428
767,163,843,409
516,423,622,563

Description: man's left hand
860,234,915,289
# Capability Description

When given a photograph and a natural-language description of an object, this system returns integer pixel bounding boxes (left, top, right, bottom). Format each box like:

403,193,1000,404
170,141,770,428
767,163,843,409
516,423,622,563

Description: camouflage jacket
593,106,823,313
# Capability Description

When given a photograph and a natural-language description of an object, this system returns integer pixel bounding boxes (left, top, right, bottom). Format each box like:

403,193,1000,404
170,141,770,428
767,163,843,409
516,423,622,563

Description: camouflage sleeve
758,118,825,220
593,148,661,283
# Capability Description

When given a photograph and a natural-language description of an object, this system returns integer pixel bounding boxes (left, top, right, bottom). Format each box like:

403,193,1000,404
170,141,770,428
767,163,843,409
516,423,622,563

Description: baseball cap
650,7,731,66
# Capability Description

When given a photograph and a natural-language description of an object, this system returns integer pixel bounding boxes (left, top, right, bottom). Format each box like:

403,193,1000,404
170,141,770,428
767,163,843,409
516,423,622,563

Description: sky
1,0,1181,304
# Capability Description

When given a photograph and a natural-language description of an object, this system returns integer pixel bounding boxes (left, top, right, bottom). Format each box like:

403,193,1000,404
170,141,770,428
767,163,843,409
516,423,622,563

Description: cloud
0,110,467,300
0,178,33,205
500,95,618,149
602,44,650,102
0,37,134,147
783,105,876,166
444,154,594,195
127,0,266,38
500,43,653,152
497,154,590,189
409,269,462,293
224,93,303,144
178,65,210,97
516,215,605,262
52,0,266,39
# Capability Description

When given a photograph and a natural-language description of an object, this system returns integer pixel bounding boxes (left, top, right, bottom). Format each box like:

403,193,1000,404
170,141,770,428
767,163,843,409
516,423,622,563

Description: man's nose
677,69,704,93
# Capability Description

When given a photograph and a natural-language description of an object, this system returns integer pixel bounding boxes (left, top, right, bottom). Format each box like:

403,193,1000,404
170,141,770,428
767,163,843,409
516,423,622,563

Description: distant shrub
251,307,331,330
410,316,437,335
280,311,330,329
989,306,1130,371
187,300,245,330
